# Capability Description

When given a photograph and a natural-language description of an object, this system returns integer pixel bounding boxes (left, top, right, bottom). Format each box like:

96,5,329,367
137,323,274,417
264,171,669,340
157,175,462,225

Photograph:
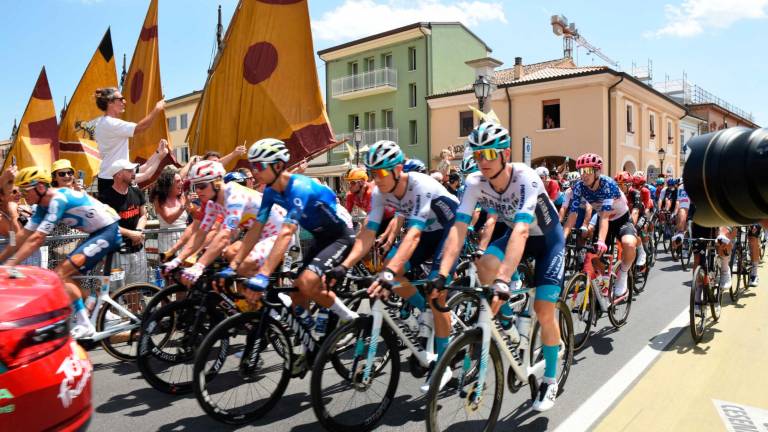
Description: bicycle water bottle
516,314,531,349
154,267,165,288
295,306,315,330
85,292,97,311
314,308,329,338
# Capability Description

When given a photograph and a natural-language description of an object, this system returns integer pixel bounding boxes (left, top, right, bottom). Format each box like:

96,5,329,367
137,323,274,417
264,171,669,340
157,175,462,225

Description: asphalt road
88,252,694,431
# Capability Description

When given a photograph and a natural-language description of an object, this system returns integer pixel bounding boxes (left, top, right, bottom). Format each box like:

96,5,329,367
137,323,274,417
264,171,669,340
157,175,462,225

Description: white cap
104,159,139,178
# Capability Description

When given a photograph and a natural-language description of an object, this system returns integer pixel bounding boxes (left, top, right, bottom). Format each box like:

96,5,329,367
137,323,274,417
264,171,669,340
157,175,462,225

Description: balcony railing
331,68,397,99
333,128,398,153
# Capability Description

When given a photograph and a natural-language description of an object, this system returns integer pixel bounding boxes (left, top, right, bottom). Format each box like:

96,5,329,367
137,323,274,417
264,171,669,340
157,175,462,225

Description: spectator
51,159,83,191
431,171,444,183
203,146,247,167
237,167,256,189
544,114,556,129
150,166,189,256
99,159,148,285
91,87,168,196
445,172,461,196
437,148,453,179
0,168,39,265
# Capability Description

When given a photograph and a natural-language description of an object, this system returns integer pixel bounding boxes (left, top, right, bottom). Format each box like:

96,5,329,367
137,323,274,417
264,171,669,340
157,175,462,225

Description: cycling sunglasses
473,149,502,161
249,161,273,172
578,167,598,175
367,168,390,179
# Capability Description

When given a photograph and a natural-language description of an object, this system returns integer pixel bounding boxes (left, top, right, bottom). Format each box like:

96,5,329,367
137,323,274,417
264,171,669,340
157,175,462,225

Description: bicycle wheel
608,268,633,328
689,266,706,343
96,282,161,361
425,328,504,432
193,312,291,425
529,300,574,390
730,244,744,302
710,266,723,322
141,283,188,321
137,299,220,394
680,239,691,271
311,315,400,432
561,273,594,351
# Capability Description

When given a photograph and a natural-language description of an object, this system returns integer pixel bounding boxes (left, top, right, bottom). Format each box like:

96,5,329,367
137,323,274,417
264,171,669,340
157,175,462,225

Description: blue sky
1,0,766,137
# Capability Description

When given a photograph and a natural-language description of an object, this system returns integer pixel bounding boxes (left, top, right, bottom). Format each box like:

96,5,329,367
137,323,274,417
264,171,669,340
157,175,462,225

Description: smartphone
11,155,16,166
76,170,85,188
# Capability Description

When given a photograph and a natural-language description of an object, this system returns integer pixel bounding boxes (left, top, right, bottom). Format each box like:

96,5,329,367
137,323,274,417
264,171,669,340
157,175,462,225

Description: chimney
513,57,523,80
465,56,504,83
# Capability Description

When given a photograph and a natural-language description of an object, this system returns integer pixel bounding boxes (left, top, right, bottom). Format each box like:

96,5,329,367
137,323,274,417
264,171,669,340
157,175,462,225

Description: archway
622,160,637,173
531,155,576,174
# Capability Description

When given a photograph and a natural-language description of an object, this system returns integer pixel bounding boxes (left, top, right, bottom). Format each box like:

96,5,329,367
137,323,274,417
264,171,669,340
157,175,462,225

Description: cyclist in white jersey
0,167,122,338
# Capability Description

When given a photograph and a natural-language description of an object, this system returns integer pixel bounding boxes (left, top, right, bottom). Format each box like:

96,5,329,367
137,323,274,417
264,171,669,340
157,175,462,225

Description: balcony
333,128,399,153
331,68,397,100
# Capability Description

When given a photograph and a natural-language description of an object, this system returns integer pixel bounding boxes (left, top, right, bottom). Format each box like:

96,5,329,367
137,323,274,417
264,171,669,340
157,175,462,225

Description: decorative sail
58,28,117,185
123,0,172,167
3,67,58,171
187,0,335,169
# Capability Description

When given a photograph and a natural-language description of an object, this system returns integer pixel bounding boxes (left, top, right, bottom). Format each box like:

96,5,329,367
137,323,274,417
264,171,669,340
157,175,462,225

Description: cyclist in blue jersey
327,140,460,393
232,138,359,324
0,167,122,338
435,122,566,412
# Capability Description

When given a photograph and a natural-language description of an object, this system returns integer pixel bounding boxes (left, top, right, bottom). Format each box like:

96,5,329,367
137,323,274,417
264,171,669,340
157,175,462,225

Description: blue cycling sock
543,344,559,379
406,291,426,312
435,336,450,360
499,301,514,327
72,298,85,313
511,271,521,282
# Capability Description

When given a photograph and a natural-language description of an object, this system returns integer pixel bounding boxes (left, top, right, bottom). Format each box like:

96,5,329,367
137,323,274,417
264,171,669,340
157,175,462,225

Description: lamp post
657,147,666,179
354,126,363,166
473,75,492,113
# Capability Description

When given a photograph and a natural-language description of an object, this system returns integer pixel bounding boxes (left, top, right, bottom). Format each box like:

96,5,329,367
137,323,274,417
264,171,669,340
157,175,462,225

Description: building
0,139,11,162
317,22,491,167
165,90,201,163
679,113,706,170
427,56,688,178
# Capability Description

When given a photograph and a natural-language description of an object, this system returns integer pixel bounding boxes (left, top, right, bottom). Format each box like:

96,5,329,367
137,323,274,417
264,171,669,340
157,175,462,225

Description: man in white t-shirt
92,87,167,195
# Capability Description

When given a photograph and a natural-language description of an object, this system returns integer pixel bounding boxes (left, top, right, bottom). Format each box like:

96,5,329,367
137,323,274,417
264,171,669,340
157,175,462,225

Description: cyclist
747,224,762,286
632,172,654,263
435,122,565,412
327,140,460,393
403,158,427,174
223,170,248,186
537,166,563,210
615,171,648,266
670,179,691,250
688,201,733,314
233,138,359,324
563,153,638,300
0,167,122,338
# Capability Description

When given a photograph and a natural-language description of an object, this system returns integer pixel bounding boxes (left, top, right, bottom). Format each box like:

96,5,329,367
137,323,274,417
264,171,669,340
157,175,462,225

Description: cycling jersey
366,171,458,233
457,163,561,237
568,175,629,222
258,174,352,236
26,188,120,234
562,188,587,228
625,187,644,211
199,182,285,238
676,185,691,210
639,186,653,210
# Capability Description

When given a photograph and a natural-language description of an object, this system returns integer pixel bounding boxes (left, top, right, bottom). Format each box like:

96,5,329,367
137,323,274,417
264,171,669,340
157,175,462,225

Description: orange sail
187,0,335,169
123,0,171,164
58,28,117,185
3,67,58,171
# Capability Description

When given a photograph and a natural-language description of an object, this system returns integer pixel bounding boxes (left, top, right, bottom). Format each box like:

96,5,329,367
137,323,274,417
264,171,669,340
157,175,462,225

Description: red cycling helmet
614,171,632,184
575,153,603,170
632,173,646,186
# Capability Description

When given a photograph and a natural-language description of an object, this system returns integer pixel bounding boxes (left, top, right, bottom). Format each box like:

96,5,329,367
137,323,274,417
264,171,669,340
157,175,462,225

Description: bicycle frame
73,273,141,343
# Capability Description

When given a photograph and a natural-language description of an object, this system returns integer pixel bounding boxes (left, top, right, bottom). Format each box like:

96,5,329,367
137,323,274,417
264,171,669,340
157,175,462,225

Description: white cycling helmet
535,167,549,178
467,122,510,150
188,160,225,184
247,138,290,164
365,140,404,170
460,155,478,174
565,171,580,182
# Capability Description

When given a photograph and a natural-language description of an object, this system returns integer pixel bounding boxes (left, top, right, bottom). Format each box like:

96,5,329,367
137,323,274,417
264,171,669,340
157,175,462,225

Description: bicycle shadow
96,385,183,417
90,358,140,377
648,324,720,355
496,400,551,431
579,326,618,357
157,414,250,431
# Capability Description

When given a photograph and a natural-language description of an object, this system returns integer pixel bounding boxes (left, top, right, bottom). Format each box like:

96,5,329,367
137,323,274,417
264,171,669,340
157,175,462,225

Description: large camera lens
683,127,768,227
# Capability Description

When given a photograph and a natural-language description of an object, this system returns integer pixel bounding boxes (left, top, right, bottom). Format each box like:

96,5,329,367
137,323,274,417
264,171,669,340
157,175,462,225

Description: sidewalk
594,263,768,432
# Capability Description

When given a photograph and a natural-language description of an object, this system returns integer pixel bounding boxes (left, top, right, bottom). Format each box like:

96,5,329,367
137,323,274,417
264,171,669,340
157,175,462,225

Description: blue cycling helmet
365,140,404,170
223,171,247,184
468,121,510,150
403,159,427,174
666,178,678,186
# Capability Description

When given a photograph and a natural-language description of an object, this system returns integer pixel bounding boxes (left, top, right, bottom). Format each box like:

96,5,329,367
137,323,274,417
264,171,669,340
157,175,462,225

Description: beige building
427,57,687,178
165,90,201,163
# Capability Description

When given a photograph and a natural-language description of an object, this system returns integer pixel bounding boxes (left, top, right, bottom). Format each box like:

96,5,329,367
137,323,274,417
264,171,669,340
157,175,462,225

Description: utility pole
120,53,127,89
216,5,223,52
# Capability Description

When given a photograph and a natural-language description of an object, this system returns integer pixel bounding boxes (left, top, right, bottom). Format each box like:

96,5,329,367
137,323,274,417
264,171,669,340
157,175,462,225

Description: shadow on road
96,386,187,417
497,399,550,431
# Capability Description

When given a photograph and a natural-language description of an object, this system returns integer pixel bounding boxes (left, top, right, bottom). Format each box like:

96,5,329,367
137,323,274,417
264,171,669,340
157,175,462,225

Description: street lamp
353,126,363,166
657,147,666,179
473,75,492,113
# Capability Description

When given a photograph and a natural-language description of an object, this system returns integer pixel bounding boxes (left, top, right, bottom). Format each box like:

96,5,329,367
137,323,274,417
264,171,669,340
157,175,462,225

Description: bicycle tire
730,244,744,302
689,266,706,343
141,283,187,322
193,312,292,425
608,268,633,328
425,328,504,432
96,282,161,361
311,316,400,432
710,266,723,322
529,300,575,391
561,273,594,351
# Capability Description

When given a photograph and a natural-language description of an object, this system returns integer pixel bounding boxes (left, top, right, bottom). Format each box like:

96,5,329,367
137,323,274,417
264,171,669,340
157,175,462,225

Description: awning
303,163,351,177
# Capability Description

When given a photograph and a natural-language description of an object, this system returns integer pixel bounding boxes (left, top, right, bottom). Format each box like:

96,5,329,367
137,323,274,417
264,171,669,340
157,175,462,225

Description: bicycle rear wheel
710,267,723,322
730,244,745,302
689,267,706,343
561,273,594,351
608,269,633,328
141,283,187,322
96,283,161,361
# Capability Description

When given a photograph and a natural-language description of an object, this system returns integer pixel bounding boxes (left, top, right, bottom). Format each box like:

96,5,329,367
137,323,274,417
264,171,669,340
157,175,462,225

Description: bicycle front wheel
608,269,633,328
96,282,161,361
730,245,745,302
425,328,504,432
710,267,723,322
690,266,706,343
561,273,594,351
529,300,575,390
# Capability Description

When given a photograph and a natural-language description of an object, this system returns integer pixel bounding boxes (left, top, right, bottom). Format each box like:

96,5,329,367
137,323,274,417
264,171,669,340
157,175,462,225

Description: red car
0,266,92,431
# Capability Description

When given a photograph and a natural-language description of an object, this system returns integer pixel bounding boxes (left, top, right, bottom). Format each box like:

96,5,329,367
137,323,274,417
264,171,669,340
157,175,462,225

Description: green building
318,22,490,168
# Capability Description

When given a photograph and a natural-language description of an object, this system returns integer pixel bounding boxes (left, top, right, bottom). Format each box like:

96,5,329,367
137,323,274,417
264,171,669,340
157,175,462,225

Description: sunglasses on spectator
473,149,501,161
56,170,75,177
249,161,273,172
578,167,597,175
111,96,126,102
11,189,19,195
367,168,390,179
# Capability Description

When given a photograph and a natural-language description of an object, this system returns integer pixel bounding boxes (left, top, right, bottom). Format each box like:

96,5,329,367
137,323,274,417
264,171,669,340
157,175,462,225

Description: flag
123,0,171,167
468,105,501,125
3,67,58,171
187,0,334,169
58,28,117,185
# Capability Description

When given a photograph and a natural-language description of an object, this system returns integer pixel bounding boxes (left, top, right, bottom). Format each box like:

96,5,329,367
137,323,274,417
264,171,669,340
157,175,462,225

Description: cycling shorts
300,225,356,277
691,223,717,255
68,221,123,274
386,227,458,279
594,212,637,248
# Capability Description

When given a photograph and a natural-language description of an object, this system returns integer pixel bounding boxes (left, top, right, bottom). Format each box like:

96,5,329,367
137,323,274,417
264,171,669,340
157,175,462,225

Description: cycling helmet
365,140,404,170
565,171,580,182
403,159,427,174
666,178,678,186
223,171,246,184
51,159,74,174
633,170,645,179
247,138,290,164
632,174,646,186
535,167,549,178
467,122,510,150
615,171,632,184
345,167,368,182
575,153,603,170
656,177,665,186
188,160,225,184
460,154,478,174
14,166,51,188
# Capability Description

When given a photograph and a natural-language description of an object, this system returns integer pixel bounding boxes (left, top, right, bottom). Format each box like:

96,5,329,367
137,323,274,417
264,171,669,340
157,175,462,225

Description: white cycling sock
719,256,730,271
330,297,359,320
76,309,92,327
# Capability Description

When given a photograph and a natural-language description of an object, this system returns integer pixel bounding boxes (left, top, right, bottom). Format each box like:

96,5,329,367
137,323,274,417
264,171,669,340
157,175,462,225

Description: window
180,113,188,130
649,113,656,138
409,120,417,145
383,53,393,69
409,83,417,108
459,111,474,136
383,109,394,129
365,57,374,72
348,114,360,132
668,121,673,144
408,47,416,71
626,104,634,133
347,61,358,75
167,116,177,131
175,145,189,163
542,99,560,129
365,112,375,130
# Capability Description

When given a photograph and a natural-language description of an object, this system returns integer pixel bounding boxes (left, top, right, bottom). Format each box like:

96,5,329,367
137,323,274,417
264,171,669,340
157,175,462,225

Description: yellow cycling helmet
15,166,52,188
345,167,368,182
51,158,74,174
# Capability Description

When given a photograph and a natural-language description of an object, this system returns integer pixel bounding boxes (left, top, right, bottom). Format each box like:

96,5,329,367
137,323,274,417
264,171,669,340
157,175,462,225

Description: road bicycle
689,238,723,343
